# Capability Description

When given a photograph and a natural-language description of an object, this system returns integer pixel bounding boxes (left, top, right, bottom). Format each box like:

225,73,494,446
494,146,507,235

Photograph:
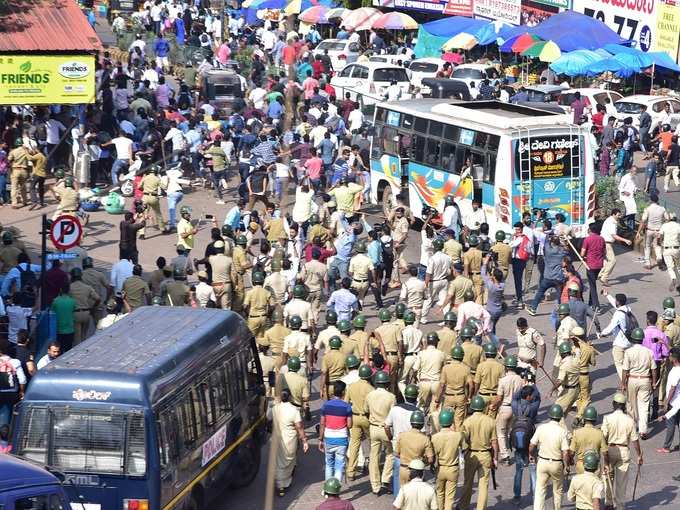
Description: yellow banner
654,2,680,64
0,55,96,105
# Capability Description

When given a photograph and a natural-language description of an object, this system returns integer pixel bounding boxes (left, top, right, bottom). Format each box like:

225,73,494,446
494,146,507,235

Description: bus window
381,126,398,155
190,388,205,439
178,394,197,447
440,143,457,174
242,344,260,392
158,410,178,468
376,108,386,123
13,495,63,510
454,146,467,174
425,138,440,167
371,124,383,159
414,117,428,134
17,407,49,464
444,125,459,142
475,132,489,148
488,135,500,150
200,381,216,427
210,371,230,419
411,135,425,163
126,414,146,476
429,121,443,138
485,154,497,183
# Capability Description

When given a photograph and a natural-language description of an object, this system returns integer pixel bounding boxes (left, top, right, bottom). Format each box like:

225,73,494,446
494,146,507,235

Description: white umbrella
341,7,382,31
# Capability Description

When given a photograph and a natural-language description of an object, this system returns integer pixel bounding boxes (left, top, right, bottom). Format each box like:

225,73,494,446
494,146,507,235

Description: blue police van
11,307,266,510
0,455,70,509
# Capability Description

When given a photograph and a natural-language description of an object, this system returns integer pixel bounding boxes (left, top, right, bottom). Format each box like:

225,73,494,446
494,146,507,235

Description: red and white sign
50,214,83,250
201,424,227,467
444,0,474,16
474,0,522,26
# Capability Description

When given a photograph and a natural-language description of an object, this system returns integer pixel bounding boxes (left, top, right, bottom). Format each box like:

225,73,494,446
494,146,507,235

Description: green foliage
594,175,649,219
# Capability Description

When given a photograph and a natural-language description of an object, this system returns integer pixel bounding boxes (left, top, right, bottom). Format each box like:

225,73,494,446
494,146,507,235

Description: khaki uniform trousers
612,346,625,380
627,377,652,435
73,311,92,346
213,283,232,309
347,415,369,478
472,274,484,305
664,165,680,190
644,230,663,265
392,244,407,283
232,275,245,313
605,445,630,510
436,465,460,510
248,315,268,342
422,279,449,317
386,354,400,394
307,290,322,323
535,458,564,510
496,405,513,459
459,450,491,510
142,195,165,230
418,380,440,413
575,374,591,419
663,247,680,283
351,280,370,300
11,169,29,207
555,387,579,423
443,393,467,432
368,424,393,493
398,353,418,396
599,242,616,283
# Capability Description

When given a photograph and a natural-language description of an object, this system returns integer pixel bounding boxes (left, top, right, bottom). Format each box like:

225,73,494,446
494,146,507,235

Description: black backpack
510,403,535,451
17,265,37,292
624,309,640,340
177,92,191,110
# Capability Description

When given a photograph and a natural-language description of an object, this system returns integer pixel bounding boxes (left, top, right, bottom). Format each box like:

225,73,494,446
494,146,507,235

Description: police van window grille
211,371,231,418
17,406,49,464
125,413,147,476
190,388,205,439
242,348,258,391
200,381,216,427
177,394,197,449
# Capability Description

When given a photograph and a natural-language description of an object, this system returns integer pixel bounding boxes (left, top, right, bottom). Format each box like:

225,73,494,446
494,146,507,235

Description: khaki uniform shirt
69,280,99,309
366,387,396,426
396,429,434,465
517,327,545,364
426,252,452,281
440,360,470,395
233,247,249,276
461,412,496,450
301,259,327,292
308,224,330,245
278,371,309,405
139,174,162,195
601,409,639,444
122,275,149,309
400,277,426,309
148,269,165,296
209,254,233,284
642,203,667,231
315,325,341,351
623,344,656,375
349,253,374,281
263,323,290,353
496,372,524,406
448,276,474,306
436,328,457,359
530,420,569,460
663,322,680,348
284,298,313,330
414,345,446,381
375,323,400,353
351,330,378,357
55,187,79,211
490,242,511,271
569,424,607,464
27,152,47,178
475,359,504,394
265,218,286,242
558,355,580,388
8,147,29,169
463,248,482,276
283,331,311,358
578,342,596,372
82,268,109,304
393,478,438,510
462,341,483,373
567,472,604,510
443,239,463,263
264,272,288,303
393,217,409,244
660,220,680,248
432,428,466,466
557,316,579,343
165,281,190,306
340,335,361,357
244,286,273,317
345,379,373,416
0,246,21,273
322,350,347,382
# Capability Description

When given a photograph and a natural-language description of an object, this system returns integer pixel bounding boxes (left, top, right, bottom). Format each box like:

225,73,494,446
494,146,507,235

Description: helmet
583,406,598,423
354,240,366,253
173,267,186,280
571,326,585,338
14,137,23,147
252,271,265,284
568,282,580,293
221,224,233,237
557,303,570,315
663,308,677,321
403,311,416,325
272,309,283,322
558,341,572,355
54,168,65,179
70,267,82,280
374,370,390,386
289,315,302,330
483,343,497,357
82,256,93,268
310,214,320,225
273,248,286,260
663,296,676,309
326,310,338,324
444,311,457,324
470,395,486,412
323,477,341,495
548,404,564,420
410,409,425,427
451,345,464,360
404,384,419,401
432,238,444,251
505,355,518,368
426,332,439,344
151,296,163,305
613,392,627,404
395,303,406,318
468,235,479,247
64,176,74,188
1,231,12,243
445,195,455,206
180,206,191,216
439,408,454,427
346,355,360,369
583,451,600,472
359,364,373,380
236,235,247,246
495,231,506,241
353,315,366,328
287,356,301,372
379,309,392,322
630,327,644,343
329,336,342,349
460,326,475,339
463,289,475,302
293,284,306,298
338,320,352,333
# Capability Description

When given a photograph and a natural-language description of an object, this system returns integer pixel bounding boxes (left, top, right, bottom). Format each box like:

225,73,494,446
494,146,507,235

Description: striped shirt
321,398,352,446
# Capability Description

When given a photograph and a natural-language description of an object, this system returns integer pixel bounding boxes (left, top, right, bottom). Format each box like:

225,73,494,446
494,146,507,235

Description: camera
421,204,437,217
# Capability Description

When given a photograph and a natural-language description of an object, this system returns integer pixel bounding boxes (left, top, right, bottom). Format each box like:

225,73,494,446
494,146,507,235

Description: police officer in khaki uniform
350,315,382,360
414,332,446,412
81,257,109,323
572,327,596,426
436,344,473,431
366,371,397,495
53,176,79,219
275,356,310,417
460,324,484,376
554,303,578,371
494,355,524,463
345,364,374,481
0,232,21,275
232,235,251,313
400,266,426,323
259,344,276,396
394,410,434,488
422,238,453,319
398,311,423,396
374,309,401,394
436,312,457,359
337,320,360,357
349,240,375,303
307,214,330,246
68,268,100,346
320,336,347,399
567,451,605,510
282,315,312,371
464,235,484,305
459,395,498,510
8,138,30,208
122,265,151,310
431,408,465,510
529,404,570,510
164,267,191,306
300,247,328,322
474,343,505,419
661,305,680,348
207,240,233,309
490,231,512,279
622,327,657,439
263,309,290,367
392,303,407,334
284,285,314,333
139,166,167,232
314,310,341,360
658,213,680,289
443,228,463,263
516,317,546,374
244,271,274,341
602,393,643,510
551,341,581,425
389,207,410,288
444,263,475,312
569,406,607,474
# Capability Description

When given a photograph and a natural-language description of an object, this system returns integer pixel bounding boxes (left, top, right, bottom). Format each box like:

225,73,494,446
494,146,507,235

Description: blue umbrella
549,50,604,76
648,51,680,72
602,44,654,68
586,55,639,78
475,21,515,46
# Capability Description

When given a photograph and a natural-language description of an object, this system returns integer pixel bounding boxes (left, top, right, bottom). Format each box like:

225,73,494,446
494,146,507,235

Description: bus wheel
381,185,395,218
229,438,261,489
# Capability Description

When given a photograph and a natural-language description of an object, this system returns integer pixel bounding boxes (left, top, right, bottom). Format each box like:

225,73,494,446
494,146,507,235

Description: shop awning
0,0,102,53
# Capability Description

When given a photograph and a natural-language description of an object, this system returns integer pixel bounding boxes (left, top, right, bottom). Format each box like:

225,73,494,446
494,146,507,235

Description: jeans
663,411,680,449
167,191,184,227
511,258,527,302
211,171,225,199
275,177,288,201
30,175,45,206
513,450,536,498
586,268,601,308
324,443,347,483
111,159,128,185
328,258,350,291
0,173,7,203
418,264,427,280
392,456,401,495
529,278,563,311
0,399,15,426
623,214,635,232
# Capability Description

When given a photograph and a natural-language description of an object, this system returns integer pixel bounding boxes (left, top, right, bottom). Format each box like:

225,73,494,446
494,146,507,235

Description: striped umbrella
511,33,542,53
442,32,479,51
299,5,330,23
326,7,349,19
521,40,562,62
341,7,382,31
371,12,419,30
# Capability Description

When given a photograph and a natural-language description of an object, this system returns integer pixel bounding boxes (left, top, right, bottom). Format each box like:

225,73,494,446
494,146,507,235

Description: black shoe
139,234,145,240
381,483,393,494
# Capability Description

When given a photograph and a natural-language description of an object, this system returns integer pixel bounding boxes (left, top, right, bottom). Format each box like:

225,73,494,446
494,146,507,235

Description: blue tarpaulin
529,11,629,52
586,54,639,78
414,16,488,58
549,50,606,76
605,44,680,73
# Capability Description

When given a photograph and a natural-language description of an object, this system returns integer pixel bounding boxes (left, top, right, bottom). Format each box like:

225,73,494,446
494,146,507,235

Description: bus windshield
17,406,147,477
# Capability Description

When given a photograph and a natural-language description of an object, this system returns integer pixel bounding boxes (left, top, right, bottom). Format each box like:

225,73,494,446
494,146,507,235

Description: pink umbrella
299,5,330,24
341,7,382,31
371,12,418,30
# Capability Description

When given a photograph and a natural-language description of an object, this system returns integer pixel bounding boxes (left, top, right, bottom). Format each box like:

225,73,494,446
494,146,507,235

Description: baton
632,463,641,501
491,466,498,490
564,236,590,272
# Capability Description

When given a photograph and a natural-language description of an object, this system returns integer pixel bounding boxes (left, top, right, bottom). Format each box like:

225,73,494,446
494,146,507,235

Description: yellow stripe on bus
162,415,266,510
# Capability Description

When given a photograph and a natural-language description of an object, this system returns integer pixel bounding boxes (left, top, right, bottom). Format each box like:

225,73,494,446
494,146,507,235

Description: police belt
404,352,418,356
579,371,590,375
564,384,579,388
386,351,398,356
664,246,680,249
290,401,302,408
539,456,563,462
628,374,651,379
433,277,448,282
478,391,496,396
470,271,481,275
438,463,460,467
353,278,368,283
468,449,491,453
445,391,465,396
249,314,267,319
271,351,282,357
143,192,158,196
608,443,628,448
352,411,368,417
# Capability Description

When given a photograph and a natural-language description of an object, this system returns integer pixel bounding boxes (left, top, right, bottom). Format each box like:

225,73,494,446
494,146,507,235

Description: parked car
368,54,410,66
330,62,412,106
613,95,680,130
406,58,447,90
450,63,501,95
421,78,471,100
558,87,623,116
525,84,568,103
313,39,362,72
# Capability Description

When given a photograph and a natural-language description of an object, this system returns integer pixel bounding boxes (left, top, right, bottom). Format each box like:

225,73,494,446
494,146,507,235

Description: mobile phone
205,214,214,220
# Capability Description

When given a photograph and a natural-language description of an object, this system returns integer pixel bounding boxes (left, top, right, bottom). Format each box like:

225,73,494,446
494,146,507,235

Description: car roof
526,85,566,92
0,455,60,492
561,88,615,94
616,94,675,103
411,57,445,65
454,63,494,70
351,62,407,70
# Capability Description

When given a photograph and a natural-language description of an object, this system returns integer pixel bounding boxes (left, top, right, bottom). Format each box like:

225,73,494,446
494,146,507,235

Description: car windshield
317,41,345,51
451,68,484,79
373,68,409,83
526,91,547,102
409,62,439,73
614,102,644,114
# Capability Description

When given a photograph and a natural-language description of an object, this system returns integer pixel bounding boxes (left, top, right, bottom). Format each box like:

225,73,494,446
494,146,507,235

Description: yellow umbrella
443,32,479,51
521,40,562,63
284,0,302,15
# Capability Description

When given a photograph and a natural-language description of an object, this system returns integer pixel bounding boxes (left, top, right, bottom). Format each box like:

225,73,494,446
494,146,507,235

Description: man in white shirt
348,108,364,133
600,290,632,379
463,199,486,233
36,342,61,370
618,166,638,231
442,196,460,239
393,459,438,510
102,132,134,186
599,208,632,285
45,117,66,168
194,271,216,307
110,257,134,293
248,86,267,110
163,122,185,161
658,347,680,452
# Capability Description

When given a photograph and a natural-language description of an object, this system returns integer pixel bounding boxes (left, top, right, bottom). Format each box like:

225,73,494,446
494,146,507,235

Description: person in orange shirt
653,124,674,154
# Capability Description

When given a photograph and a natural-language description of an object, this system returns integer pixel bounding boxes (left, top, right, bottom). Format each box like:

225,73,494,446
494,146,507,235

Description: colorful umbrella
326,7,349,19
341,7,382,31
442,32,479,51
371,12,418,30
299,5,330,23
511,33,541,53
521,40,561,62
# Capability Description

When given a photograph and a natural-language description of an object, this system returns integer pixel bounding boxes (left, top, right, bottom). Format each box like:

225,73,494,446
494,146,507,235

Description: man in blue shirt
328,218,356,291
318,132,336,176
154,33,171,72
224,198,246,231
267,97,283,124
326,277,359,322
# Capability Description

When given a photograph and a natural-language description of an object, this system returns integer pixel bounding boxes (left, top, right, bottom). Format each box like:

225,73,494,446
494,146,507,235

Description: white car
557,88,623,116
406,58,446,90
613,95,680,130
331,62,412,106
450,63,501,96
312,39,362,73
368,54,409,66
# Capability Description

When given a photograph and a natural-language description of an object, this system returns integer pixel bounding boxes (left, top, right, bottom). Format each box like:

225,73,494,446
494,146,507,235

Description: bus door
456,148,485,204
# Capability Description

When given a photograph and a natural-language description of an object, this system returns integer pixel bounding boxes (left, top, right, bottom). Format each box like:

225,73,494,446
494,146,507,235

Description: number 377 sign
572,0,654,52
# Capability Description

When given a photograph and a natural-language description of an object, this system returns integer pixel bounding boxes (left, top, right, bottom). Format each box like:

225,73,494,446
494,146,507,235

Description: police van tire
229,437,261,489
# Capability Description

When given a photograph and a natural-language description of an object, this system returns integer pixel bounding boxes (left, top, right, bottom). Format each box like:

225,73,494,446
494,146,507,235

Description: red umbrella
511,33,542,53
